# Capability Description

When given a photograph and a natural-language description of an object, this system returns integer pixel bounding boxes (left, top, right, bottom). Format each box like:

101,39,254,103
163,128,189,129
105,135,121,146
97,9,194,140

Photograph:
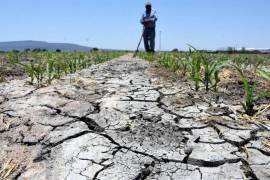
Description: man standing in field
141,2,158,53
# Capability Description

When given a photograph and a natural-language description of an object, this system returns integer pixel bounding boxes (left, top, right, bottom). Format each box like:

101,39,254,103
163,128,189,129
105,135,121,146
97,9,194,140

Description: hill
0,40,92,52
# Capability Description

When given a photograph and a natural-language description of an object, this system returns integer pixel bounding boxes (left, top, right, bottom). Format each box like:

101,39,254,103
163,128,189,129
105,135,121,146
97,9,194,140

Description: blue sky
1,0,270,50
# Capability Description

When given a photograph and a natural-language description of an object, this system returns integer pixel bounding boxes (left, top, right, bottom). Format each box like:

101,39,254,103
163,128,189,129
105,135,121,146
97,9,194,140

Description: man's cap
145,2,152,7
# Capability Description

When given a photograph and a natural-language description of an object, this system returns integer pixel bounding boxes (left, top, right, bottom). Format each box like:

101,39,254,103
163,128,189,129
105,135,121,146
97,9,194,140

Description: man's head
145,2,152,14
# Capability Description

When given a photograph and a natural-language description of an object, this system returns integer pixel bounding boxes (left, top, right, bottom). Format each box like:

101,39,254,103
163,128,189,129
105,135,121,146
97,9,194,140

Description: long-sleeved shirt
140,11,157,29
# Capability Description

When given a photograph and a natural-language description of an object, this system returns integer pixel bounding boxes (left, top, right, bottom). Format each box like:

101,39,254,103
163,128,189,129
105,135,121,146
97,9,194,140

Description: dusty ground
0,57,26,83
0,56,270,180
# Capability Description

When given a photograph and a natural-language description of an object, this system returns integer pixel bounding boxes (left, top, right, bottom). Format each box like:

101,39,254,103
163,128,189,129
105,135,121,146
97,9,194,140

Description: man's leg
143,30,150,52
149,29,156,52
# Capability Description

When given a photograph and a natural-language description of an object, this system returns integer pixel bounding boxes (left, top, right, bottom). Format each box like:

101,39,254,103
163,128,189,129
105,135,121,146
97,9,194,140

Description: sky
1,0,270,50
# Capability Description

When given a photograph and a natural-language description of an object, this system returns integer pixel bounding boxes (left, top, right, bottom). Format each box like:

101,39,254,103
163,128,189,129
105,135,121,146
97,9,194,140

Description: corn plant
25,62,35,84
67,59,74,74
139,52,155,62
33,60,46,86
258,68,270,82
177,53,190,76
158,53,174,69
46,58,55,84
233,65,270,116
203,57,228,92
0,57,3,66
188,45,203,91
166,53,186,73
231,55,246,69
7,52,19,63
202,58,212,91
83,54,93,68
93,52,105,64
8,53,35,84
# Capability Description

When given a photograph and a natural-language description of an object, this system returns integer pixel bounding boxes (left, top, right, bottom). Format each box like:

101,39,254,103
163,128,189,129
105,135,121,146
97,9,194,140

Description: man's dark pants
143,28,156,52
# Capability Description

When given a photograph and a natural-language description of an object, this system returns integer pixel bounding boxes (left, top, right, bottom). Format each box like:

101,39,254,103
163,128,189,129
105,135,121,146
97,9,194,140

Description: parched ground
0,57,26,83
0,56,270,180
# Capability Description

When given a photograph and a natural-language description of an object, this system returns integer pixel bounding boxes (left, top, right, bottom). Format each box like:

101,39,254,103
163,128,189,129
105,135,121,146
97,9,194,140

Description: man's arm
144,15,157,22
152,13,157,22
140,14,145,25
140,13,157,26
154,15,157,22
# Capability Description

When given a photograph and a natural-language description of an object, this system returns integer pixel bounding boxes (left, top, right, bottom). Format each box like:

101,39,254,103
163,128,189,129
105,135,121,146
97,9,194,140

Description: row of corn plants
139,46,228,92
7,51,124,87
138,47,270,116
230,56,270,115
232,65,270,115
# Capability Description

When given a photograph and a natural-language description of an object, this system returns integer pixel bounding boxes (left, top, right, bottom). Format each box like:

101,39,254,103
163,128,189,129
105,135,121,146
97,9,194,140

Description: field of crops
1,49,269,118
0,51,124,86
139,47,270,117
1,49,270,179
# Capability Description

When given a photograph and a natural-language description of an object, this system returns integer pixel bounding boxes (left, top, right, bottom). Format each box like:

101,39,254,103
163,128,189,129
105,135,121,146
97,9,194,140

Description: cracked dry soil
0,56,270,180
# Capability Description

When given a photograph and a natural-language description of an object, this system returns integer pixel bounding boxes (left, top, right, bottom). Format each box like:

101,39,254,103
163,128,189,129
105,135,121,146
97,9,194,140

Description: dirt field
0,57,26,82
0,56,269,179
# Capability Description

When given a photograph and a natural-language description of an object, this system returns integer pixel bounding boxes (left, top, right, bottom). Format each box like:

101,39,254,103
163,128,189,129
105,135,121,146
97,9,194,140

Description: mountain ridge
0,40,93,52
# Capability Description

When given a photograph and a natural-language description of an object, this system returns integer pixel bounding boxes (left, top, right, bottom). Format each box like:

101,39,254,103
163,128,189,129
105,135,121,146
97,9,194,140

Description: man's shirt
140,11,157,29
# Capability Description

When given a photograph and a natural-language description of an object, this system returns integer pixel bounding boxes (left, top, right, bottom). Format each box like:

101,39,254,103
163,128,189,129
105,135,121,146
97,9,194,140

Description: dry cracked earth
0,56,270,180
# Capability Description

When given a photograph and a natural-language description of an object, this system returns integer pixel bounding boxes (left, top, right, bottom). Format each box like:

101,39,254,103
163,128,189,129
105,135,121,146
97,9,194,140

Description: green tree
92,47,99,52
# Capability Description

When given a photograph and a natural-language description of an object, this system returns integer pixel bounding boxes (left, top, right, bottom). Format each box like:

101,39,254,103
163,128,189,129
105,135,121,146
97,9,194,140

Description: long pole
133,28,145,58
159,30,162,51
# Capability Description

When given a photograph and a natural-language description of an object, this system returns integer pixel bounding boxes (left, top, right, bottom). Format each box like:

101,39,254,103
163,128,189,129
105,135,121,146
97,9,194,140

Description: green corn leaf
254,90,270,101
258,69,270,81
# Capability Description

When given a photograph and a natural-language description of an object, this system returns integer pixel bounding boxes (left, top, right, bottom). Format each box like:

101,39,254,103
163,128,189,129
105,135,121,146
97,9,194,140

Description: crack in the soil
197,140,227,145
240,159,259,180
9,88,37,100
208,121,267,179
123,96,158,103
92,162,114,180
40,104,104,131
134,161,155,180
157,90,196,120
214,121,254,131
13,165,27,180
173,124,210,133
33,149,51,163
209,122,261,147
44,131,91,148
79,158,110,167
96,132,244,168
37,120,79,131
80,116,104,132
21,135,46,146
247,147,270,156
0,96,8,105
